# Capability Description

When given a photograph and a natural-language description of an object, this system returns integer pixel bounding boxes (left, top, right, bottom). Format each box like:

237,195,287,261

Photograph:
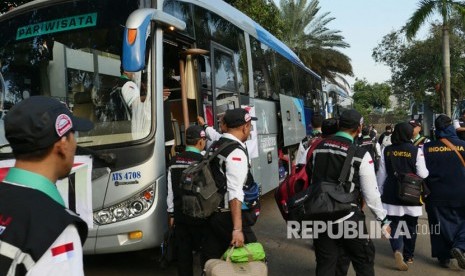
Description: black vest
360,137,375,157
168,150,204,224
306,135,365,206
381,143,418,205
209,137,254,209
0,183,88,275
423,137,465,206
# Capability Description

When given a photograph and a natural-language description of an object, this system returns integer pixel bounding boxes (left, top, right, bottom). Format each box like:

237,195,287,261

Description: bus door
209,42,240,128
162,36,206,151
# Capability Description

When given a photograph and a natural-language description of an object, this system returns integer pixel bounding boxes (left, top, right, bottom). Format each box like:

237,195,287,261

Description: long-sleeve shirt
221,133,249,204
358,151,387,221
376,147,429,216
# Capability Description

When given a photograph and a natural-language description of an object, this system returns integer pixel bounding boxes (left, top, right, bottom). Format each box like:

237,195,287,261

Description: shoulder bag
298,144,358,221
393,147,428,206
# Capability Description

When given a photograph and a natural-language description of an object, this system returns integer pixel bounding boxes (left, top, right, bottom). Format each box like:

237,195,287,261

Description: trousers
175,222,205,276
313,211,375,276
200,211,256,268
387,214,418,259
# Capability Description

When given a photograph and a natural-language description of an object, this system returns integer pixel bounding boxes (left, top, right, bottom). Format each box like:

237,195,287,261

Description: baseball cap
223,108,257,128
321,118,338,137
408,119,421,128
338,109,363,129
435,114,452,130
5,96,94,154
185,125,206,140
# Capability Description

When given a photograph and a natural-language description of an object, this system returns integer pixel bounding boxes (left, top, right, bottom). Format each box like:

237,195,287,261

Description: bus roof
178,0,320,79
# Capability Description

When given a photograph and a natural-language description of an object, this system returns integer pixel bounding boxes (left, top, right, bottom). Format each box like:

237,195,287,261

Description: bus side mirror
122,9,186,72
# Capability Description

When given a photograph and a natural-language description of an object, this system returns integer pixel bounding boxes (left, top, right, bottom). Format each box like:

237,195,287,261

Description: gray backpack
179,140,240,218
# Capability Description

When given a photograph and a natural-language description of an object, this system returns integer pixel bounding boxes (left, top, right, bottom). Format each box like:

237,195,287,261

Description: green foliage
272,0,353,82
353,79,391,111
373,18,465,114
402,0,465,116
224,0,285,39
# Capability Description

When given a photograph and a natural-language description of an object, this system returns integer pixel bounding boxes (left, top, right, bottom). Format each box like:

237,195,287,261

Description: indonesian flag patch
51,242,74,263
232,157,242,161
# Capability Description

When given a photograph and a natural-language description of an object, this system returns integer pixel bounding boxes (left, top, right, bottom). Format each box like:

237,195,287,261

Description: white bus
323,80,353,119
0,0,323,254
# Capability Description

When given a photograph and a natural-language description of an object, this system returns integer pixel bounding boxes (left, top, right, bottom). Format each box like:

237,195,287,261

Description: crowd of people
297,110,465,275
164,108,465,276
1,92,464,276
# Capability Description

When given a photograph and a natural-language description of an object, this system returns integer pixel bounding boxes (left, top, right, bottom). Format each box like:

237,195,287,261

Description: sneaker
394,251,408,271
451,248,465,269
405,257,414,264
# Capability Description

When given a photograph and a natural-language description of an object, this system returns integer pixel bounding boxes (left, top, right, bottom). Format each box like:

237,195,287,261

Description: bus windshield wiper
77,146,116,165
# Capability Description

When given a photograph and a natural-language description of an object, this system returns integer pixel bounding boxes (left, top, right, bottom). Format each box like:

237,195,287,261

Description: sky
292,0,435,86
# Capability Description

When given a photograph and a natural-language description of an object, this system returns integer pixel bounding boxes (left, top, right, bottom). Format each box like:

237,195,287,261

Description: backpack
274,137,323,221
274,165,309,221
360,140,380,172
179,140,244,219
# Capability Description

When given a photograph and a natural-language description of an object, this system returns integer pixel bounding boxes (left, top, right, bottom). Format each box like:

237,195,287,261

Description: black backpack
360,140,380,171
179,140,242,219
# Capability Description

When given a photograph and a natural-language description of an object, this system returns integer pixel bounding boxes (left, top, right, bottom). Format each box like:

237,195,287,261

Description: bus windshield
0,0,150,152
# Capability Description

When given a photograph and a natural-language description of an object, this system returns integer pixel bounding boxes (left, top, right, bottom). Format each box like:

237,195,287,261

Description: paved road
84,192,465,275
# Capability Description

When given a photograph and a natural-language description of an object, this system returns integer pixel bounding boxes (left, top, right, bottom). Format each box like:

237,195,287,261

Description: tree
352,79,391,119
272,0,353,82
404,0,465,117
224,0,285,39
373,22,465,114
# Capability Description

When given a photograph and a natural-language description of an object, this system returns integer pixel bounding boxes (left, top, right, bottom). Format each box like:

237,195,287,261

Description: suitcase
204,259,267,276
204,245,267,276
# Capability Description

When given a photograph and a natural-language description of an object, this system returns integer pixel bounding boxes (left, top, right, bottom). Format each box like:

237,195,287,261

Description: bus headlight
93,184,155,225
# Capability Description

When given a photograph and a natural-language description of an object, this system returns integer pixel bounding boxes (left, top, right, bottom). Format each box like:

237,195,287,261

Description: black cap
338,109,363,129
408,119,421,128
435,114,452,130
223,108,257,128
185,125,206,140
321,118,338,136
362,126,371,136
5,96,93,154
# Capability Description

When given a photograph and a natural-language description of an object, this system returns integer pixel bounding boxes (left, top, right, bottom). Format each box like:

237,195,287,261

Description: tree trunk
443,25,451,117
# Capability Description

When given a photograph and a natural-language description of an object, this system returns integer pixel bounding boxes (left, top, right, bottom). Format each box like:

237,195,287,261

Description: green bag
222,243,266,263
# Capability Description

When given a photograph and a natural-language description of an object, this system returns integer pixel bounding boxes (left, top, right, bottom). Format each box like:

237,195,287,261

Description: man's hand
197,116,206,126
382,224,391,239
163,88,171,101
231,230,244,247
